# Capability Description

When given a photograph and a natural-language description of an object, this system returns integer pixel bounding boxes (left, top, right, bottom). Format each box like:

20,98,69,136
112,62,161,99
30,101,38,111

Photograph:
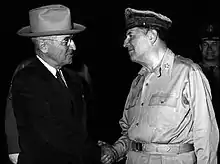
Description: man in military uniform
198,22,220,159
98,8,219,164
198,22,220,117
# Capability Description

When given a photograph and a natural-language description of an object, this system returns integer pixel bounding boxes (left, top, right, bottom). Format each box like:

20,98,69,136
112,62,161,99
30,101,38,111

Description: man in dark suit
5,4,100,164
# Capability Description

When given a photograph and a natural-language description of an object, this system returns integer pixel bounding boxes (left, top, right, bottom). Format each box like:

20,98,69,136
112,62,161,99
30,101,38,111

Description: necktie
56,69,66,87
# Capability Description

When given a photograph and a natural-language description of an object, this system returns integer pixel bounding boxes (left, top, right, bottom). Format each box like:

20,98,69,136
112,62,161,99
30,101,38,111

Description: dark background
3,1,219,163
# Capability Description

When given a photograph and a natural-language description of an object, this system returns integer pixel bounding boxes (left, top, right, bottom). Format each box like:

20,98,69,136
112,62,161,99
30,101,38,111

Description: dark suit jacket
5,59,31,154
10,57,95,164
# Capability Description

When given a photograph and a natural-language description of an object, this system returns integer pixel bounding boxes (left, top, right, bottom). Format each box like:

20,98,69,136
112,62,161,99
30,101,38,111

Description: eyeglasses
40,35,74,47
58,35,74,46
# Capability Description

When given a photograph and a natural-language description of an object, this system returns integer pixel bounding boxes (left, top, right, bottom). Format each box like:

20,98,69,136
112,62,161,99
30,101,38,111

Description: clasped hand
98,140,116,164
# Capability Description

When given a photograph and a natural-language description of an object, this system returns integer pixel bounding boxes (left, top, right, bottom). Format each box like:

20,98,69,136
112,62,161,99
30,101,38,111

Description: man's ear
148,29,158,45
199,44,202,51
39,40,48,53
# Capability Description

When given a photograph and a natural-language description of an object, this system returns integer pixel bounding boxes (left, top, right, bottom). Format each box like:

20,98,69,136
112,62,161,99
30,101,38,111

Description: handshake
98,140,119,164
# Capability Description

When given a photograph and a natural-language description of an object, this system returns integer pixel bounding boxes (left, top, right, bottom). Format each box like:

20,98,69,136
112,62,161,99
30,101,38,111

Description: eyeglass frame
38,35,74,47
58,35,74,46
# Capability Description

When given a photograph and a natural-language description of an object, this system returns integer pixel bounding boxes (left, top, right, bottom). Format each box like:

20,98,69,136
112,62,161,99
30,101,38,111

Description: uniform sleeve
112,108,130,161
189,67,219,164
112,77,139,161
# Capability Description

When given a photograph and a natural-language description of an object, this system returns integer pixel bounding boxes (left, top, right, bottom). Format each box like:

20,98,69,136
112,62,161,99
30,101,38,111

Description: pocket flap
149,92,177,107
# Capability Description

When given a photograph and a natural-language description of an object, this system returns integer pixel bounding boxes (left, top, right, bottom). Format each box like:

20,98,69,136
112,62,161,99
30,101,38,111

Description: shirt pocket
147,92,182,129
148,92,178,108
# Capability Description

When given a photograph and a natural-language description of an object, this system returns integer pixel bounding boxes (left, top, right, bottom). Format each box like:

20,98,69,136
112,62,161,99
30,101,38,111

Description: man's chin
130,55,136,62
205,56,218,61
130,56,141,64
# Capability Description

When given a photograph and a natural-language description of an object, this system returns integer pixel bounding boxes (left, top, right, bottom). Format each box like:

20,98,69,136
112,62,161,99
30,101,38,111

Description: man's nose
69,40,76,50
207,44,213,51
123,38,129,48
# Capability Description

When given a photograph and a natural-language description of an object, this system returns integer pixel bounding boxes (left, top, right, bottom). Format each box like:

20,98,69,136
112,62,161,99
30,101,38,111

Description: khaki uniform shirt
113,49,219,164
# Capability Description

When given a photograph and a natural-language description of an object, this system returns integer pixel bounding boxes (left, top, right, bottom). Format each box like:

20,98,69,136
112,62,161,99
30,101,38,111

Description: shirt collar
36,55,57,77
199,62,219,69
160,48,174,77
138,48,174,77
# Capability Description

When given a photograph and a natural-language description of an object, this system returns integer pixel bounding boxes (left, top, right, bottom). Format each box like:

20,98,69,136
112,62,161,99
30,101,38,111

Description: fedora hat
17,4,86,37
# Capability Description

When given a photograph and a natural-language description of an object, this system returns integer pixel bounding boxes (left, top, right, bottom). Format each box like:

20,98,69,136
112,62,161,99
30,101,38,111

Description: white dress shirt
36,55,68,87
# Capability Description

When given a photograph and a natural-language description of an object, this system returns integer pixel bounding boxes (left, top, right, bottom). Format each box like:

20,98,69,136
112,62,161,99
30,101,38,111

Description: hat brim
17,23,86,37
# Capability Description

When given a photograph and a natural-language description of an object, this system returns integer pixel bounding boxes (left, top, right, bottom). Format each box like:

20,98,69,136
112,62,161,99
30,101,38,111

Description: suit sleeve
5,96,21,154
189,67,219,164
4,60,31,154
11,73,86,155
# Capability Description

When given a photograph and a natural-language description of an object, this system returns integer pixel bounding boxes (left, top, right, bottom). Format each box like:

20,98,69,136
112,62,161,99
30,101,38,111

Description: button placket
136,73,154,126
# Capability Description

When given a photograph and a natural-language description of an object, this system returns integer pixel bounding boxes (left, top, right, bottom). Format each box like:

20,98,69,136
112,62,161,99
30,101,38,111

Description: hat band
202,36,220,41
126,16,171,30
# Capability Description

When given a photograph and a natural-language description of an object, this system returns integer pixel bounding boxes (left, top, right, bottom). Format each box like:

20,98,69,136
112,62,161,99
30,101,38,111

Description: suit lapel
32,58,85,119
62,68,86,121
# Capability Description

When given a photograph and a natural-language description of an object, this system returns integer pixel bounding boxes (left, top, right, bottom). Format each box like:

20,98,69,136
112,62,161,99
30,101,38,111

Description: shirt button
164,63,170,69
